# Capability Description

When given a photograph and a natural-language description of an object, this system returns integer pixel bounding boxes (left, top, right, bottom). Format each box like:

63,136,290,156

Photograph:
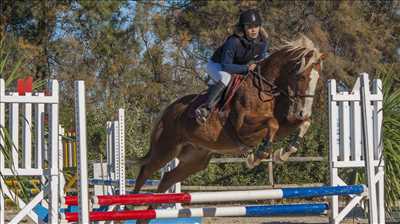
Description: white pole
23,92,32,168
10,92,19,169
113,121,120,185
93,163,104,196
59,127,66,207
118,109,126,196
328,79,340,224
360,73,379,223
0,79,5,224
75,81,89,223
373,79,385,223
34,93,45,171
48,80,59,223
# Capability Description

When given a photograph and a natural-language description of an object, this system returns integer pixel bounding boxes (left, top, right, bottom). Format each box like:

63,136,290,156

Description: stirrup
195,107,210,124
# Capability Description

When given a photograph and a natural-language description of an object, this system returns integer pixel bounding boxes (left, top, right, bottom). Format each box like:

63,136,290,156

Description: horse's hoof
246,153,264,169
246,153,256,169
194,114,207,125
195,109,208,125
246,153,262,169
195,116,206,125
273,149,284,164
273,146,298,164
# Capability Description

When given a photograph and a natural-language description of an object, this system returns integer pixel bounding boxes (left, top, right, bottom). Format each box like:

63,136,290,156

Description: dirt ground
6,217,367,224
203,216,368,224
6,210,368,224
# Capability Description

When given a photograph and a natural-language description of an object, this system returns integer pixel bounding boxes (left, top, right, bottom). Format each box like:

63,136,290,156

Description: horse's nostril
299,111,304,117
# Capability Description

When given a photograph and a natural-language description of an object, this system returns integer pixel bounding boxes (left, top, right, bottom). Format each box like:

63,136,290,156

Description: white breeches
206,60,231,86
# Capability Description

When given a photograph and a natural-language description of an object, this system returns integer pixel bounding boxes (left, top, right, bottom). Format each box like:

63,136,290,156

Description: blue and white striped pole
79,184,365,207
64,203,329,222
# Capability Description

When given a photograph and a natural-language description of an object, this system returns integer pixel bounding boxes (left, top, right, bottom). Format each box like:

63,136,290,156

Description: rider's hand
248,64,257,71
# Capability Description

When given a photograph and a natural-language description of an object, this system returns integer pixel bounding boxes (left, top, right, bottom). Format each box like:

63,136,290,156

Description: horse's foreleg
273,120,311,163
290,119,311,150
246,118,279,168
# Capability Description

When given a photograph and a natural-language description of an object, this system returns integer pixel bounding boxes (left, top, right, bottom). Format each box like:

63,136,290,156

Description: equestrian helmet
238,9,262,27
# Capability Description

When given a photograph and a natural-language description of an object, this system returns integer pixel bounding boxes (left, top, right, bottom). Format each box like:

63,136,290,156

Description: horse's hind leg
157,145,212,193
133,142,182,193
136,145,211,224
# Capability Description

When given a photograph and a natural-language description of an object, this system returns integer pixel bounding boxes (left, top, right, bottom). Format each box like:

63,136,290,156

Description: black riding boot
195,81,226,123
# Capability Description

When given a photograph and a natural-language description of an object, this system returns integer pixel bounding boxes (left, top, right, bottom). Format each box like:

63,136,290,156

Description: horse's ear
320,53,328,60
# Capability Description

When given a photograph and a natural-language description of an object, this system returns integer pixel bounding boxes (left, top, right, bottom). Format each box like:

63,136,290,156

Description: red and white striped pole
63,185,365,208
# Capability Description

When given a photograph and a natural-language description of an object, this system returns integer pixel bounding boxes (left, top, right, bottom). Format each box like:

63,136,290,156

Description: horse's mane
277,35,322,74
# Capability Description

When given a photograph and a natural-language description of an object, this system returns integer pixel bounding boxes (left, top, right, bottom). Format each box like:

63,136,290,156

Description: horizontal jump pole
64,184,365,207
89,179,160,186
64,203,329,222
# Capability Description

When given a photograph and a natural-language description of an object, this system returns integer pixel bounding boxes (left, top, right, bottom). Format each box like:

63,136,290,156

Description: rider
195,9,270,122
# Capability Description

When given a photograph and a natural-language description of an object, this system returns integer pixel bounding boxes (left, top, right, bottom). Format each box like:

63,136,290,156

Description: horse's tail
133,105,168,167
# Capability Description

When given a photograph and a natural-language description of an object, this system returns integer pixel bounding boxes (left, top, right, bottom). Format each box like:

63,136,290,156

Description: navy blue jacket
211,33,269,74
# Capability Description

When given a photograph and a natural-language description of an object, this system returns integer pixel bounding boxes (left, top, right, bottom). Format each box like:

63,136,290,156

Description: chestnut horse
134,35,326,194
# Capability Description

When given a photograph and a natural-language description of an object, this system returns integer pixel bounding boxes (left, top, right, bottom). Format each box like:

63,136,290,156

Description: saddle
189,74,246,119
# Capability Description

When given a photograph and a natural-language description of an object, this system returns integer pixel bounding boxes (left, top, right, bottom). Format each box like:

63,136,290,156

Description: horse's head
262,35,327,122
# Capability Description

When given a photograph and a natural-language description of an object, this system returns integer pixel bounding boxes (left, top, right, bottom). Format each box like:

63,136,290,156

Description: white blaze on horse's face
287,67,320,122
301,68,319,118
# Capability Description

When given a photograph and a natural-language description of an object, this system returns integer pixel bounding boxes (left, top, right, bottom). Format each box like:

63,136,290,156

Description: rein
250,65,279,102
251,62,316,103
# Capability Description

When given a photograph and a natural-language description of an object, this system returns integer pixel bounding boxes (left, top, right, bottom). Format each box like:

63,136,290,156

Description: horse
133,35,327,195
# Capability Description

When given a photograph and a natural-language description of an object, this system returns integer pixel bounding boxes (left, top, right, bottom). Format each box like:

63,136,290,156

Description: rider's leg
206,60,231,86
195,81,225,123
205,81,225,109
195,60,231,122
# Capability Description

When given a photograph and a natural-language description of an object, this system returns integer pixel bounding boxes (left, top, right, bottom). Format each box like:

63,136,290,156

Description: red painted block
24,76,32,93
65,210,157,222
94,193,192,206
17,79,24,95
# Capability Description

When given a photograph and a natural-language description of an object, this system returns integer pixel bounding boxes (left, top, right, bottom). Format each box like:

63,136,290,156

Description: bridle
250,60,319,103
